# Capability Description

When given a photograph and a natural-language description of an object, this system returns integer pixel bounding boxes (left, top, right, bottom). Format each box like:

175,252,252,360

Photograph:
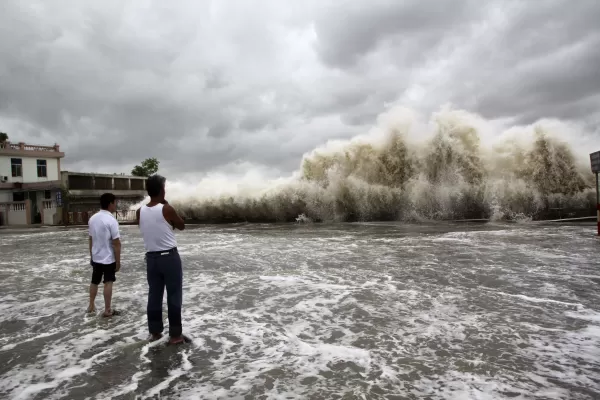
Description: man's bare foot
102,309,120,317
86,307,96,313
149,333,163,342
168,336,185,345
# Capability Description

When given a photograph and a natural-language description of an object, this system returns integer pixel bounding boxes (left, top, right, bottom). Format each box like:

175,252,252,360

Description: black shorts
91,261,117,285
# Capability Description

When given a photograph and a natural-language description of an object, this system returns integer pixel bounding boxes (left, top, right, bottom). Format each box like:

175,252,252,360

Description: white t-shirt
88,210,120,264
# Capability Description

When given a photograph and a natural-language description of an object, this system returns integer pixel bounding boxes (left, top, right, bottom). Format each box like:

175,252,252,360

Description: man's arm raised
162,201,185,231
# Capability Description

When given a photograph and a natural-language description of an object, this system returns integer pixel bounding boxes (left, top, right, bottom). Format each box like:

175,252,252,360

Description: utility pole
590,151,600,236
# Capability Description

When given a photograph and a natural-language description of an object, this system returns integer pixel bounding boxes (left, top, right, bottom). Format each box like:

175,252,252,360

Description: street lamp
590,151,600,236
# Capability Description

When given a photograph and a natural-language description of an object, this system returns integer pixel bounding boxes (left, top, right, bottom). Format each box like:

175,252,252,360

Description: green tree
0,132,8,143
131,157,159,177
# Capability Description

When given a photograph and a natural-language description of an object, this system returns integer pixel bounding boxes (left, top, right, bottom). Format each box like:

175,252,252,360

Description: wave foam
138,106,599,223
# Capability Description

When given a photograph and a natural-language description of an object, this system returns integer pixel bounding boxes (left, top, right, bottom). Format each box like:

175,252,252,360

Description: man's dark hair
100,193,116,210
146,174,166,197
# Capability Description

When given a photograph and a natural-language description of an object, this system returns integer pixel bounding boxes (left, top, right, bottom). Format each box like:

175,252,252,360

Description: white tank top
139,204,178,252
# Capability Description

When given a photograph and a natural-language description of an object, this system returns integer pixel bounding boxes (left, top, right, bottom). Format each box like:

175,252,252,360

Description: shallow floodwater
0,222,599,399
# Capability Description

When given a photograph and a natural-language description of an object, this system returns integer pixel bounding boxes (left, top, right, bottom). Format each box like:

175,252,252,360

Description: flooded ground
0,222,599,399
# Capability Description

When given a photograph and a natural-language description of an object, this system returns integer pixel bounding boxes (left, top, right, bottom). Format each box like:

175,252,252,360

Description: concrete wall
0,155,59,183
0,199,61,226
42,200,58,225
0,156,9,182
34,189,52,213
10,202,28,225
0,189,63,225
0,200,30,226
0,191,10,203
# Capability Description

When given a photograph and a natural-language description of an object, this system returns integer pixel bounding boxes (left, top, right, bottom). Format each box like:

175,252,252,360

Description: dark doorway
29,191,41,224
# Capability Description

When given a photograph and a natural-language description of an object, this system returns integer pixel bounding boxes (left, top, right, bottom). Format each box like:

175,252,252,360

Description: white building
0,141,65,226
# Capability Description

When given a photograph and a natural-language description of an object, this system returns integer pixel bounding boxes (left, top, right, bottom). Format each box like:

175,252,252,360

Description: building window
12,192,25,202
37,159,47,178
44,190,52,199
11,158,22,177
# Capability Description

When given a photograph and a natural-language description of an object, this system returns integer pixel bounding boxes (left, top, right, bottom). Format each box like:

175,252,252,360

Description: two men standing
87,175,186,344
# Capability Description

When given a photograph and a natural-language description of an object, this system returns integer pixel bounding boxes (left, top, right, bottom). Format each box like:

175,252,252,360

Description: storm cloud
0,0,599,178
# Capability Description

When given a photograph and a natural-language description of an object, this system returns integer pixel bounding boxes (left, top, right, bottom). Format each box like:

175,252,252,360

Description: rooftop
61,171,147,180
0,141,64,158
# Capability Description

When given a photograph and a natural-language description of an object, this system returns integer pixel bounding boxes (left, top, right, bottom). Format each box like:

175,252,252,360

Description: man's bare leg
88,284,98,313
102,282,113,317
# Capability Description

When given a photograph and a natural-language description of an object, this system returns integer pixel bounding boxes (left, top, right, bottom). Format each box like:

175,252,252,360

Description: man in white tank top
136,174,186,344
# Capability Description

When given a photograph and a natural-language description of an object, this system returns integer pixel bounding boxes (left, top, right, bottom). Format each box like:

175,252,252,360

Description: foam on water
133,106,599,225
0,223,599,399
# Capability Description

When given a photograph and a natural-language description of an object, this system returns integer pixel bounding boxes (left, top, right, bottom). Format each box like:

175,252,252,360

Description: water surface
0,222,599,399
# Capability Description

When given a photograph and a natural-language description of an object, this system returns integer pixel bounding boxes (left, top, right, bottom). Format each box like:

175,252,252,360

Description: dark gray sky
1,0,599,179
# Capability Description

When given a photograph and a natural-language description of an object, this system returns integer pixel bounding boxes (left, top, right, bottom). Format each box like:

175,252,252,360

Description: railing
0,141,60,152
116,210,137,222
43,200,56,209
0,201,26,211
68,212,84,225
24,144,59,151
84,209,137,223
536,206,596,221
0,201,29,226
10,202,26,211
67,174,145,191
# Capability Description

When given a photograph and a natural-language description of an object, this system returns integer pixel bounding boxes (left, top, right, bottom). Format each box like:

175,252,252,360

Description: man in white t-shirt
87,193,121,317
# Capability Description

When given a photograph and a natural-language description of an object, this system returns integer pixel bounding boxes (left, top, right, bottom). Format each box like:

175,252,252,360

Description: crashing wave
136,106,597,223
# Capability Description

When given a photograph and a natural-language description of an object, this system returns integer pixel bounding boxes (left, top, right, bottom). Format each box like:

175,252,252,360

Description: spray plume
137,106,597,223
